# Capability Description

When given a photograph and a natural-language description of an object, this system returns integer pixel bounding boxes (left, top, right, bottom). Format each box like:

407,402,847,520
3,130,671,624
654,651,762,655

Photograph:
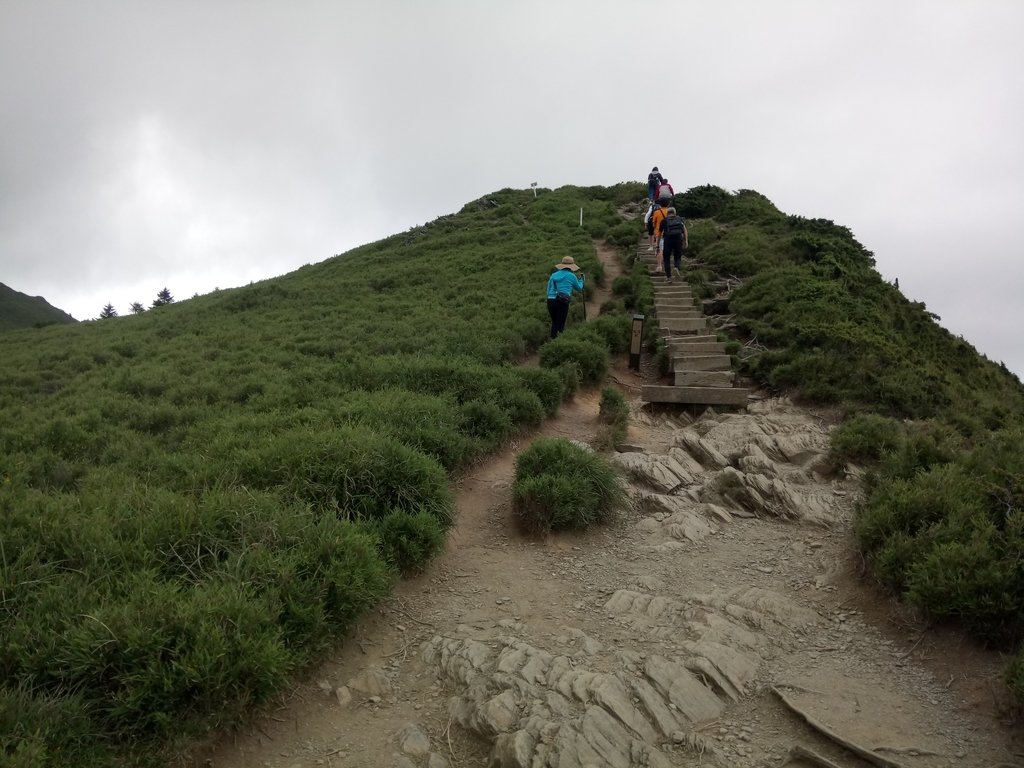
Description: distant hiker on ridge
546,256,586,338
658,207,688,284
647,167,664,200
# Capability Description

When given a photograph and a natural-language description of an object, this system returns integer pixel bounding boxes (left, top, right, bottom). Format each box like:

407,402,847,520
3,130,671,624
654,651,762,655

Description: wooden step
657,312,702,321
671,354,731,371
660,317,707,333
655,298,696,306
641,385,749,406
665,333,717,344
674,370,736,387
667,341,726,354
656,307,697,316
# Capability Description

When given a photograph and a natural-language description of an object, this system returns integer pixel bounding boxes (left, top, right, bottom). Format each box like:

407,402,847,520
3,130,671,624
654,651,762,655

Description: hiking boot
666,277,673,284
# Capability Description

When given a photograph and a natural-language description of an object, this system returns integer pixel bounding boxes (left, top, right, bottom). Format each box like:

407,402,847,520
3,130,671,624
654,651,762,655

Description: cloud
1,0,1022,375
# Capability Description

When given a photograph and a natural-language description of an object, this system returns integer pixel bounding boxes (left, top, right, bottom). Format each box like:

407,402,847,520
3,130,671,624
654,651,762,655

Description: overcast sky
2,1,1022,376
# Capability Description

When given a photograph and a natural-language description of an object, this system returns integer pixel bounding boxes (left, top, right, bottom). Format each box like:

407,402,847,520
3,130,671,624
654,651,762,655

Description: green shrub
556,361,581,395
495,388,546,428
599,386,630,426
674,184,732,218
830,413,905,465
596,386,630,450
539,335,608,384
231,427,453,524
611,275,633,296
604,221,639,249
511,438,626,533
459,400,514,447
368,510,446,575
588,315,632,353
515,367,565,416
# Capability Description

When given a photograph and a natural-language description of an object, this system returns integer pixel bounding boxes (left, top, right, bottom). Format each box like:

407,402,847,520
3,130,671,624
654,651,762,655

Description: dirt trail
192,245,1021,768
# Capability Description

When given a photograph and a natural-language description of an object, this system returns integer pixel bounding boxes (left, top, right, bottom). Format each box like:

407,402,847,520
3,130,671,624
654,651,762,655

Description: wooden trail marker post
629,314,645,371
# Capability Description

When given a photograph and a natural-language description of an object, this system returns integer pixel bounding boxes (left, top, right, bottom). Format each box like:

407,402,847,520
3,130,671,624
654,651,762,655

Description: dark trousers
664,235,684,275
547,298,570,338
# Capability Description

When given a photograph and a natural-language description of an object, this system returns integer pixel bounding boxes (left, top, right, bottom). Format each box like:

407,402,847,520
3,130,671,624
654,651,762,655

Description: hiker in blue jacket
546,256,586,338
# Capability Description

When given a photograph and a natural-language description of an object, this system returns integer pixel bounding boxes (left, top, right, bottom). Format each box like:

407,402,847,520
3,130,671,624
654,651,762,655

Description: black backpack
663,214,685,237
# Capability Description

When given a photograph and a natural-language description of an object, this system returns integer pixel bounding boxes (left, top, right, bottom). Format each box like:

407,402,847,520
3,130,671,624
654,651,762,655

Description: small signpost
530,182,538,199
629,314,645,371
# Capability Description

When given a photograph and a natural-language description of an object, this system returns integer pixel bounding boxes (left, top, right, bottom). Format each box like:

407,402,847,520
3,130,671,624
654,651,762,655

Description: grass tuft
511,438,626,533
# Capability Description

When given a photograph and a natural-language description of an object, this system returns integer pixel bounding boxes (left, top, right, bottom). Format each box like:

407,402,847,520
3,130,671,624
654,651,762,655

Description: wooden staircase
637,242,750,407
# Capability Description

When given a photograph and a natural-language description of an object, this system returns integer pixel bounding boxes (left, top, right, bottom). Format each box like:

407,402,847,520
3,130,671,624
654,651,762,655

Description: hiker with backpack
650,203,669,264
546,256,586,338
655,178,674,206
647,167,664,200
658,207,688,283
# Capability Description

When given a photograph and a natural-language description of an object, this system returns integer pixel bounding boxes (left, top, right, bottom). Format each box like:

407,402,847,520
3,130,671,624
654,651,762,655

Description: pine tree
99,303,117,319
152,287,174,308
129,302,145,315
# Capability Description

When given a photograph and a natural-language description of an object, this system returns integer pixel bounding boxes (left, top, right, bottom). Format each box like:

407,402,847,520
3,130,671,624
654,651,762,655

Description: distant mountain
0,282,78,331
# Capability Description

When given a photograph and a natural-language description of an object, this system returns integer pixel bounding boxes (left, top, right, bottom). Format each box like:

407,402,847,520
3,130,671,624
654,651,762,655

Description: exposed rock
612,452,691,493
397,722,431,757
675,429,729,469
644,655,724,723
334,685,352,706
348,665,393,696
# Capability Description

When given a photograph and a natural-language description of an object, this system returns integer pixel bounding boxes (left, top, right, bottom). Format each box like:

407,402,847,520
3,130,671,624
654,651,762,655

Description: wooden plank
668,341,726,354
660,317,707,333
675,370,735,387
658,313,702,321
665,334,716,344
671,354,731,371
641,385,749,406
656,304,699,312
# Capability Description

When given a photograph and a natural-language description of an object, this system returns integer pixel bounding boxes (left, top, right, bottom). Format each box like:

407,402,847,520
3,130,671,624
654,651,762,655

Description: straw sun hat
554,256,580,272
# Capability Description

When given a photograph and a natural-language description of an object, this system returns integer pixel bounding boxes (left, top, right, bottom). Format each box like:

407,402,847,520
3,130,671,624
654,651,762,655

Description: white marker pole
531,181,538,199
579,208,583,227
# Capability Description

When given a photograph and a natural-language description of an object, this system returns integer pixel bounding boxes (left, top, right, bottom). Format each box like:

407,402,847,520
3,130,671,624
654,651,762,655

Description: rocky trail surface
193,248,1022,768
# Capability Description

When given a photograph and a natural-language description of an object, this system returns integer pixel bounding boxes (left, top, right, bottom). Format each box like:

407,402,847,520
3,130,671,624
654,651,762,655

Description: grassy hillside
675,185,1024,704
0,283,77,331
5,180,1020,766
0,184,644,767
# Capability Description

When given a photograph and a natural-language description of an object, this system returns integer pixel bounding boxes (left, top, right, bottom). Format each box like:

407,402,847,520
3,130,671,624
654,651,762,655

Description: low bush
830,413,905,465
599,386,629,426
515,367,565,417
230,426,453,524
459,400,514,448
856,430,1024,646
368,510,447,575
511,438,626,533
538,332,609,384
587,315,632,354
596,386,630,450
